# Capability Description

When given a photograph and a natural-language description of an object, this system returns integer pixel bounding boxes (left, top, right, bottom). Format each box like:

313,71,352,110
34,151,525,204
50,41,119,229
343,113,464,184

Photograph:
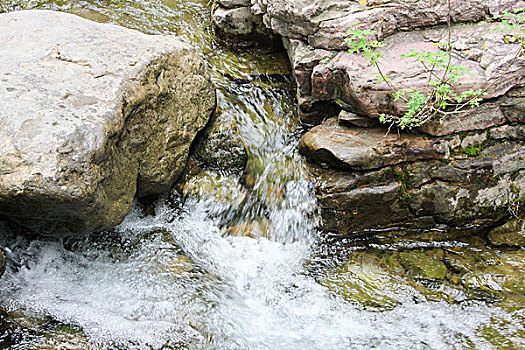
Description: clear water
0,1,523,349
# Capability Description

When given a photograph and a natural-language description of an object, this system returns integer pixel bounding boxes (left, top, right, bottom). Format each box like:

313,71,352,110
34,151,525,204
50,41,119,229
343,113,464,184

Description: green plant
456,144,483,157
493,8,525,47
392,167,413,201
344,1,525,130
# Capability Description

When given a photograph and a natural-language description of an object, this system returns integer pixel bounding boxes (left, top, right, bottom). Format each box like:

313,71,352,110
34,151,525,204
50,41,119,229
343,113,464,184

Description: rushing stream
0,1,524,349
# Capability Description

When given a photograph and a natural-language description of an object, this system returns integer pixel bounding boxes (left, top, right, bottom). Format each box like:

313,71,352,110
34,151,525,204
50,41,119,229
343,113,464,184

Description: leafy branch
344,1,525,130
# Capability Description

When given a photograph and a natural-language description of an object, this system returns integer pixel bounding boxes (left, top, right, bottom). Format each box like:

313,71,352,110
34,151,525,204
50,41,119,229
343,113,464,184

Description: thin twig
440,0,453,82
373,62,409,102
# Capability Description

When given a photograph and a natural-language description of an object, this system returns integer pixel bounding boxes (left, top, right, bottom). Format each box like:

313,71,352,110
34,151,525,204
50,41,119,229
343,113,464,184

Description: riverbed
0,1,523,349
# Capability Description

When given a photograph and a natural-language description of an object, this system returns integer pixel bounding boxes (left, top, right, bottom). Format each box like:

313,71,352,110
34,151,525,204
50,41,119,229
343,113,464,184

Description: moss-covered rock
315,233,525,311
477,315,525,350
310,138,523,235
223,218,270,238
318,252,403,310
182,171,247,210
488,217,525,247
398,250,447,280
192,115,248,173
0,309,90,349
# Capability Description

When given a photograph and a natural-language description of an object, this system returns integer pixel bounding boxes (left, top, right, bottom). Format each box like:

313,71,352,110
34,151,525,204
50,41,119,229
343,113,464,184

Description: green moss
315,238,525,313
392,167,413,201
478,316,525,350
318,253,402,311
456,144,484,157
510,183,521,197
139,148,149,166
0,309,90,349
399,250,448,280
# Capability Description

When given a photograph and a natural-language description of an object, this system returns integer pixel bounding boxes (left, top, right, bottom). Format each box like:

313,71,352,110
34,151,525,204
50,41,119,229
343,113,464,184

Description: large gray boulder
0,10,216,236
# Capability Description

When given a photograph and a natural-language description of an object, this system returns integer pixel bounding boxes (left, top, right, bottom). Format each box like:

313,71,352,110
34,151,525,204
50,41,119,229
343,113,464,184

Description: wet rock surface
0,247,5,278
0,10,215,236
182,170,247,213
0,223,211,348
192,113,248,173
211,0,525,237
313,232,525,317
303,118,524,235
488,216,525,246
0,308,91,349
0,1,523,348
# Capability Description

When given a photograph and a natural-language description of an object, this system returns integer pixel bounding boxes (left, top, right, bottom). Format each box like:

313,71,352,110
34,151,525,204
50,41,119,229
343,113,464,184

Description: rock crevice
211,0,525,241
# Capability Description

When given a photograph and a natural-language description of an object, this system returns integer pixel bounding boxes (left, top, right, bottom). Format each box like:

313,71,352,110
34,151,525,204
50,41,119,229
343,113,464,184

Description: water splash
0,1,523,349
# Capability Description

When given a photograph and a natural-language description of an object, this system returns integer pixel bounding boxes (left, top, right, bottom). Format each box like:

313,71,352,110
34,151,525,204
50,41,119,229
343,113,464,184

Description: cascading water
0,1,523,349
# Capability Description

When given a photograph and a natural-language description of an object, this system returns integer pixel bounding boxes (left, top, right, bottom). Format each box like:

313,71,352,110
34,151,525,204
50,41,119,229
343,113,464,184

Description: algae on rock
315,233,525,312
0,10,216,236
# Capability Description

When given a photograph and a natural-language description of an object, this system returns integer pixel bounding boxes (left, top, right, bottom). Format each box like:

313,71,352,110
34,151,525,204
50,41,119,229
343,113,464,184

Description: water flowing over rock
212,0,525,239
191,113,248,173
1,1,525,348
0,10,216,236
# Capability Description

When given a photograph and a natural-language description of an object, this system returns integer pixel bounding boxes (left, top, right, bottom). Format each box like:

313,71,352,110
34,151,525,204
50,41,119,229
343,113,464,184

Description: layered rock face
213,0,525,121
0,10,216,236
212,0,525,239
300,118,524,235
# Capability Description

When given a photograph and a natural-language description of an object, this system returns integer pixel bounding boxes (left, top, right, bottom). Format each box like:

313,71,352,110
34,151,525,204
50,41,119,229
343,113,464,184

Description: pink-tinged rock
310,0,520,50
213,0,525,126
312,22,525,121
250,0,522,50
